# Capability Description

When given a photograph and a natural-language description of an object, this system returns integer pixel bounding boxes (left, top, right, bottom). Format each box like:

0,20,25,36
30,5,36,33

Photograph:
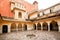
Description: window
18,3,20,7
43,12,44,15
11,3,15,10
18,12,22,18
50,9,51,13
15,3,18,6
40,12,43,16
44,9,50,14
37,14,40,17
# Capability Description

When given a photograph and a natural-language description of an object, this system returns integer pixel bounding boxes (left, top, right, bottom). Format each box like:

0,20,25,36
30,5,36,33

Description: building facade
0,0,60,34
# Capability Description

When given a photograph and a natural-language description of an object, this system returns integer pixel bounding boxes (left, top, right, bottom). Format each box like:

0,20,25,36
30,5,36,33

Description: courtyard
0,31,60,40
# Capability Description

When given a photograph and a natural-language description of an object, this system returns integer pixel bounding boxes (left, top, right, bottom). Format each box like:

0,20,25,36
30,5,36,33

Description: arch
50,20,58,31
43,22,48,30
37,23,41,30
33,24,36,30
11,23,16,32
18,23,22,31
2,25,8,33
18,12,22,18
24,24,27,31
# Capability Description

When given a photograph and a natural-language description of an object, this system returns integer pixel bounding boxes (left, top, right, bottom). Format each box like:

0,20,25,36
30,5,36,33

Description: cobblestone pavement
0,31,60,40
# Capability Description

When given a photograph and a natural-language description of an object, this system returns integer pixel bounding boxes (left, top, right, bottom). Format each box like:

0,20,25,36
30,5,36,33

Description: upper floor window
50,9,52,13
18,12,22,18
15,3,20,7
43,12,44,15
44,9,50,14
40,12,43,16
37,14,40,17
51,5,60,12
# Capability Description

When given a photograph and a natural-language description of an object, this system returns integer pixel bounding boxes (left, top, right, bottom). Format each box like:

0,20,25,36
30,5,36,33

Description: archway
50,21,58,31
43,22,48,30
24,24,27,31
33,24,36,30
2,25,8,33
18,23,22,31
11,23,16,32
18,12,22,18
37,23,41,30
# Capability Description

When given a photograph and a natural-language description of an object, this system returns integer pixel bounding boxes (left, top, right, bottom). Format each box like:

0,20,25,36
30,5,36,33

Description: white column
8,24,11,33
41,23,43,31
22,24,24,31
48,23,50,31
58,25,60,32
14,10,19,19
57,21,60,32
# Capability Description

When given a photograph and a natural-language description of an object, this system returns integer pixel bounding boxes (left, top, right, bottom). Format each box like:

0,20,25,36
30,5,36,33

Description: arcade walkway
0,31,60,40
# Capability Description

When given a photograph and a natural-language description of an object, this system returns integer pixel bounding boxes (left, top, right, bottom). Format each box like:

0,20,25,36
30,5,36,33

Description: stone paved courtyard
0,31,60,40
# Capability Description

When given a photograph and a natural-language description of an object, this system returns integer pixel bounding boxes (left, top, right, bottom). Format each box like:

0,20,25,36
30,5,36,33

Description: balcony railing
11,1,26,11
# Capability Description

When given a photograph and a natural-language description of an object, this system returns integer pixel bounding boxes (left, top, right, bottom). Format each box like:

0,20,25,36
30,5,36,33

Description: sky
25,0,60,10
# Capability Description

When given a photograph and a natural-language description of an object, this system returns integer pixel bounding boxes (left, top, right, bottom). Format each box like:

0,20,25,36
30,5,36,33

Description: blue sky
25,0,60,10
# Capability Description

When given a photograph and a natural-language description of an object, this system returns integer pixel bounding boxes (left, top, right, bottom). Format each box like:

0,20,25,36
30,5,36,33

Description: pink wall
0,0,14,18
0,0,38,18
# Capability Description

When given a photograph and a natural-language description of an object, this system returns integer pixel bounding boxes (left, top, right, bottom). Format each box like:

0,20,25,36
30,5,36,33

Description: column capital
47,21,51,24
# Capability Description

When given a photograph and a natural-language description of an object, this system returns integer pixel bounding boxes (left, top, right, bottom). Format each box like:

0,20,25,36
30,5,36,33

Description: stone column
48,22,50,31
58,25,60,32
57,21,60,32
22,24,24,31
0,25,2,34
16,23,18,32
36,23,37,30
41,22,43,31
8,23,11,33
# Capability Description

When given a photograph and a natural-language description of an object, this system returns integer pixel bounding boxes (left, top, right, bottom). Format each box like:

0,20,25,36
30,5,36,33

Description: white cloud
25,0,60,10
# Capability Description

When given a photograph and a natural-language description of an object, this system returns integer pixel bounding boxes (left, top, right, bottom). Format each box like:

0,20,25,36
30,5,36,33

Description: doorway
37,23,41,30
33,24,36,30
43,22,48,30
50,21,58,31
2,25,8,33
24,24,27,31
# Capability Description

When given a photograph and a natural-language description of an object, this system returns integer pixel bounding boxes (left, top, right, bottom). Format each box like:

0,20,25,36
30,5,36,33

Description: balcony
27,10,60,21
11,1,26,11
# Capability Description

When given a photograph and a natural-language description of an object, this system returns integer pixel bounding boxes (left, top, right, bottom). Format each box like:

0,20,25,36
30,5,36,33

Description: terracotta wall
0,0,14,18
